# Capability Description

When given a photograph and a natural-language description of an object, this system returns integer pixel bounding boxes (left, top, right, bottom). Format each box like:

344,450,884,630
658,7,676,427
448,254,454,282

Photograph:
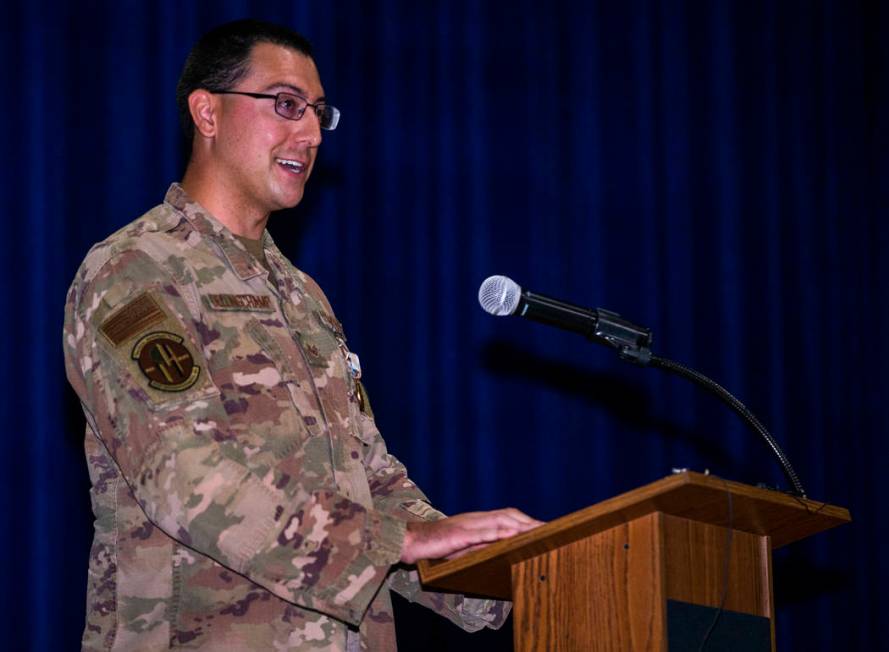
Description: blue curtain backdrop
2,0,886,649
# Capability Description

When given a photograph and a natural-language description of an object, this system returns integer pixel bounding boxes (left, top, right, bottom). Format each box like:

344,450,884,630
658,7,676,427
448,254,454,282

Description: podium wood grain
417,472,850,651
512,513,665,651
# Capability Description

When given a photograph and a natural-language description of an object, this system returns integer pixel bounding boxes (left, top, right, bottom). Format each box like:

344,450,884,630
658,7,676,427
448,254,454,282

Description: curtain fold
2,1,885,649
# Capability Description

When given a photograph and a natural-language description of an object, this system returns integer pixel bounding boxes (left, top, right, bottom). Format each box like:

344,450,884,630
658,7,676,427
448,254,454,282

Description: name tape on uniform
204,293,275,313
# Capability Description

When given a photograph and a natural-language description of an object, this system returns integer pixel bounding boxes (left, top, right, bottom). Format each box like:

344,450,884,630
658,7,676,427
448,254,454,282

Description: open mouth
276,158,306,175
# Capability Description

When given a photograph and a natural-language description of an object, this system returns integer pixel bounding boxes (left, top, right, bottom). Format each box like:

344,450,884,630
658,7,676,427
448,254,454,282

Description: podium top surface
417,471,850,596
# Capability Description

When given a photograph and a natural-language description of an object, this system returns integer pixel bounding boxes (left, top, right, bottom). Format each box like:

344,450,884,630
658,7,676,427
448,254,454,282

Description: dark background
2,0,886,649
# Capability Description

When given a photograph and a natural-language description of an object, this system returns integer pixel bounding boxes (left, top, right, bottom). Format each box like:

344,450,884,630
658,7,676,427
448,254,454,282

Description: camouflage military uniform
63,184,508,651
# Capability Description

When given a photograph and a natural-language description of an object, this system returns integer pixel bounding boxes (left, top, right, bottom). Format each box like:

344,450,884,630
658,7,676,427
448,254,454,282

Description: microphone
478,275,653,364
478,275,808,496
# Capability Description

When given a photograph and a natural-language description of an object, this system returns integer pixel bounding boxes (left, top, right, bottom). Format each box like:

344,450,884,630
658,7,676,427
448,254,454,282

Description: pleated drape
2,1,886,649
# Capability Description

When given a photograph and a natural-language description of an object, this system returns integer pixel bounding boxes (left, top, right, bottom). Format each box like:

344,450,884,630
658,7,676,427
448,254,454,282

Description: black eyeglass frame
211,90,340,131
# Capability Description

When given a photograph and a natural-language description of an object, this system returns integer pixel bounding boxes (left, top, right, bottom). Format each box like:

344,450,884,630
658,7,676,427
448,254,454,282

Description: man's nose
296,107,322,147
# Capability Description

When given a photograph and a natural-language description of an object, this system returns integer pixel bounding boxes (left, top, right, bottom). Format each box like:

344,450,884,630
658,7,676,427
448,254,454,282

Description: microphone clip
593,309,653,365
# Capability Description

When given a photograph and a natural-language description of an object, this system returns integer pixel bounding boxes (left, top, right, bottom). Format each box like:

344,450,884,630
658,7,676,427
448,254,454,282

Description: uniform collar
164,183,269,281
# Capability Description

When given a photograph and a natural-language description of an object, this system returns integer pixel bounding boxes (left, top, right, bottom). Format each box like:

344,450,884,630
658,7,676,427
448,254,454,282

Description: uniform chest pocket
286,309,348,373
195,312,320,452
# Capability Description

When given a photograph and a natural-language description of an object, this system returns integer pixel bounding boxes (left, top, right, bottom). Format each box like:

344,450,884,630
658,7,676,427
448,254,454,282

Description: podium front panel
511,512,667,652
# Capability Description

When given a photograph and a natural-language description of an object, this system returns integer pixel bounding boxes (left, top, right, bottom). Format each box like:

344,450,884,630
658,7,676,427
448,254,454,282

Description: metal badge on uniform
355,380,373,417
346,352,362,380
131,331,201,392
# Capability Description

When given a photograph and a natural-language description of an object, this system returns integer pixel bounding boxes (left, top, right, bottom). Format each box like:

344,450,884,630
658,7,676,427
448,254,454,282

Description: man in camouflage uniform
63,19,540,652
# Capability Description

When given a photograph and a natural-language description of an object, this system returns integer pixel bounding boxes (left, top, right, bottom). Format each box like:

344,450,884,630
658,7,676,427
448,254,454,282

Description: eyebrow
261,82,327,103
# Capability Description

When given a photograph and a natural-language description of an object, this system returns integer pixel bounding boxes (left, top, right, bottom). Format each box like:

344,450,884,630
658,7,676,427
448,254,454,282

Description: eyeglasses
212,90,340,131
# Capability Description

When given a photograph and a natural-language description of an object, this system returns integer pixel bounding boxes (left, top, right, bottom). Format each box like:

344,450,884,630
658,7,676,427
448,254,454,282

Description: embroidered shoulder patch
131,331,201,392
204,293,275,312
100,293,166,346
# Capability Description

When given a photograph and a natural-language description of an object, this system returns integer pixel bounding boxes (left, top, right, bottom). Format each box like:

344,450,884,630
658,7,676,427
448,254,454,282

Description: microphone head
478,275,522,316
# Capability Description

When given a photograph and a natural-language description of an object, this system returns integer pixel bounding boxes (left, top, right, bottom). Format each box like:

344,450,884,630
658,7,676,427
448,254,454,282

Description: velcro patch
132,331,201,392
314,310,344,337
204,293,275,312
100,293,166,346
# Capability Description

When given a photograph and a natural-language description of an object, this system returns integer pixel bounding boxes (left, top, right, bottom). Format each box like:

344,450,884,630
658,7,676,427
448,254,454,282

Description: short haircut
176,18,314,146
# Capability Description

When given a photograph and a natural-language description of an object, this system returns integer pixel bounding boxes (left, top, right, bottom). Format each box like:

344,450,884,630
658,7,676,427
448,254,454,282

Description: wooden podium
417,472,850,651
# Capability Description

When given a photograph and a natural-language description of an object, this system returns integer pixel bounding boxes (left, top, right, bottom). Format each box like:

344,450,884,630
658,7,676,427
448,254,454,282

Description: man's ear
188,89,218,138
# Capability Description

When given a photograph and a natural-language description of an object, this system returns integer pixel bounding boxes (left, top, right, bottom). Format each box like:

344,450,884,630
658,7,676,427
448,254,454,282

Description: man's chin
270,167,311,209
268,188,305,213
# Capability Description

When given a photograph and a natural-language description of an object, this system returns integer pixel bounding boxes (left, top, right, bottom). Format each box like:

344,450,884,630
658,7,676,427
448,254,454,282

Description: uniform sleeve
354,392,512,632
63,249,406,627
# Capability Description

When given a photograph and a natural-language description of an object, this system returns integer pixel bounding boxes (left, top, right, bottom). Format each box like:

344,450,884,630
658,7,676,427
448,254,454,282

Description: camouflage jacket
63,184,508,651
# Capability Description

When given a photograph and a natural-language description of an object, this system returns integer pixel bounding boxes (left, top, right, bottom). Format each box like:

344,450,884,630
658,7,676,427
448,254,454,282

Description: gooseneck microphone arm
647,355,806,497
479,275,807,498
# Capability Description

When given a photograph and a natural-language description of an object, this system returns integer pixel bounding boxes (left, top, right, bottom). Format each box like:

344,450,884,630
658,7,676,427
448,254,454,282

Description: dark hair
176,19,314,146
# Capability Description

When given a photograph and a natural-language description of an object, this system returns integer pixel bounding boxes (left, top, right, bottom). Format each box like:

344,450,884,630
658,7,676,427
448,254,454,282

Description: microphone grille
478,275,522,316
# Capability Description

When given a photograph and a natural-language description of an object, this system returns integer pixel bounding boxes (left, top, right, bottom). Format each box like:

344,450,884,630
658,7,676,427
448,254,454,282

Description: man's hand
399,508,544,564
